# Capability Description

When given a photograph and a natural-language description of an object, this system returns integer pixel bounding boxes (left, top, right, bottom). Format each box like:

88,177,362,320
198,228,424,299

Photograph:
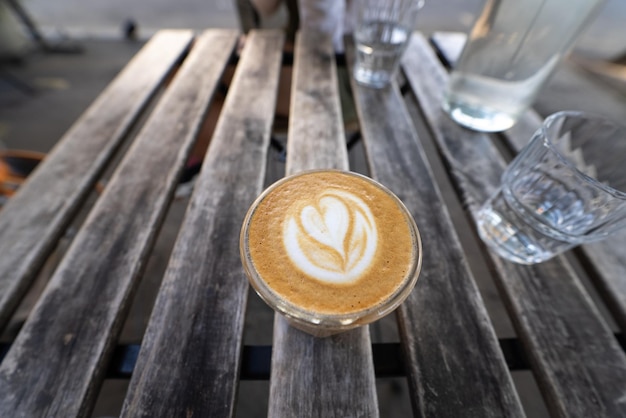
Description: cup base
476,199,574,264
282,314,362,338
442,97,516,133
477,206,548,264
354,66,392,89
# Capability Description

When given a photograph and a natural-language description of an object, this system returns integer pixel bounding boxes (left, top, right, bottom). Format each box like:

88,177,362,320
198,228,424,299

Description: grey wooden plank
120,30,284,418
0,30,193,332
284,31,349,173
433,30,626,335
0,29,238,418
402,32,626,417
268,30,379,418
344,38,524,418
503,78,626,336
580,236,626,331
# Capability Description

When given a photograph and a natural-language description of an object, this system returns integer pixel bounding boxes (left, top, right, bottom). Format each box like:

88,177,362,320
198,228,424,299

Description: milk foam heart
283,189,378,284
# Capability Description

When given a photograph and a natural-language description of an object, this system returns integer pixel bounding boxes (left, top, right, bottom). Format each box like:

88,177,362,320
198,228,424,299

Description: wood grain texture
285,31,349,173
579,237,626,332
0,30,193,332
120,30,284,418
268,30,379,418
345,37,524,418
403,32,626,417
432,31,626,335
0,29,238,418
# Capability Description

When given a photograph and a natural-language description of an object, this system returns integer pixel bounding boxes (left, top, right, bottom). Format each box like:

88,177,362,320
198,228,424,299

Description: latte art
283,189,378,284
241,170,422,333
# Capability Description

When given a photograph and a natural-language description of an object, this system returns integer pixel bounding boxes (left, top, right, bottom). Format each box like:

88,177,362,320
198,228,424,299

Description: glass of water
353,0,425,88
442,0,603,132
477,111,626,264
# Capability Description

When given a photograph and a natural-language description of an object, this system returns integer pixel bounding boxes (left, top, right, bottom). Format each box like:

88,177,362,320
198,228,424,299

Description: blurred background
2,0,626,154
1,0,626,59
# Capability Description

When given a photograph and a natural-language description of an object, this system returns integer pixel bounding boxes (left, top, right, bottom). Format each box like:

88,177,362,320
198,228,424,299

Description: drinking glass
353,0,424,88
477,111,626,264
240,170,422,337
442,0,604,132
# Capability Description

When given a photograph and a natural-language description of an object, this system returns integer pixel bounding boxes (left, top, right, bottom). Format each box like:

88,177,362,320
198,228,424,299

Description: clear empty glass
477,111,626,264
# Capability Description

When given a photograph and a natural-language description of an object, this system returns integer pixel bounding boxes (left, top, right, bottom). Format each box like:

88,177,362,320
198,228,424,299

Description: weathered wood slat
403,32,626,417
432,30,626,335
579,238,626,331
268,30,379,418
0,30,193,332
120,30,284,418
285,32,349,173
345,38,524,417
0,29,238,418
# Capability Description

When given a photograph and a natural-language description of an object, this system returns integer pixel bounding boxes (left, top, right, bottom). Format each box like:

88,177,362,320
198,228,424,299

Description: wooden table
0,28,625,417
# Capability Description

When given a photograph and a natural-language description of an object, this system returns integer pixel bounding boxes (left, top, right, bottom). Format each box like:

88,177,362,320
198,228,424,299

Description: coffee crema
244,170,418,316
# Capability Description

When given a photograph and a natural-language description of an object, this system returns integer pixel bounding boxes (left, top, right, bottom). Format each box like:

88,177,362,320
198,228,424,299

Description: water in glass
354,20,409,88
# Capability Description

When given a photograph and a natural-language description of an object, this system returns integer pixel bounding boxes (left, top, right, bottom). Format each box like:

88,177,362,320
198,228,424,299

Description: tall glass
477,111,626,264
442,0,604,132
353,0,424,88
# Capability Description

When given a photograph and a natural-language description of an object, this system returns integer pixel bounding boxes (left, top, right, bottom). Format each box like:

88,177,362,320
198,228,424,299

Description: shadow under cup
240,170,422,337
477,111,626,264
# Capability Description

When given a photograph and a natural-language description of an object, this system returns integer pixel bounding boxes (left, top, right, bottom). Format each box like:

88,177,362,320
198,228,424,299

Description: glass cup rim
239,169,423,332
357,0,426,10
356,0,426,24
539,110,626,200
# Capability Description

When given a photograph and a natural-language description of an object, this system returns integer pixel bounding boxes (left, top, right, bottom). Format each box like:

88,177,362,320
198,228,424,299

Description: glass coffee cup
240,170,422,337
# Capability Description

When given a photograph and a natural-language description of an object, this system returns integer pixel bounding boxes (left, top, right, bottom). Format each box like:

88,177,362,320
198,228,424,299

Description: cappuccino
240,170,421,336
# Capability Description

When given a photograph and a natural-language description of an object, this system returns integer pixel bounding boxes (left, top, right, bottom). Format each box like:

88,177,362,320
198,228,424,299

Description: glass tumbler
477,111,626,264
353,0,424,88
442,0,604,132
